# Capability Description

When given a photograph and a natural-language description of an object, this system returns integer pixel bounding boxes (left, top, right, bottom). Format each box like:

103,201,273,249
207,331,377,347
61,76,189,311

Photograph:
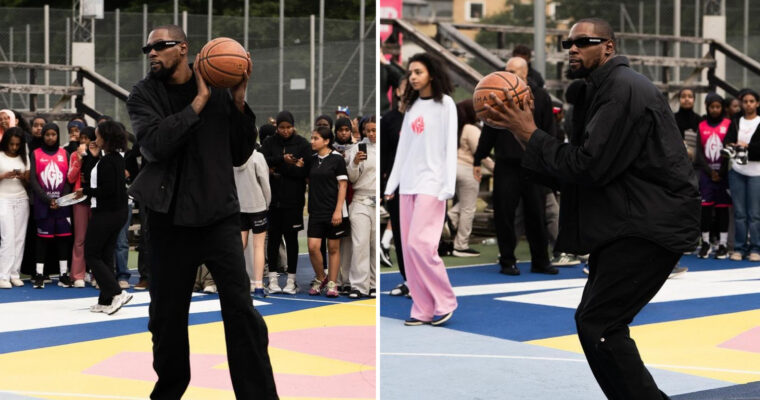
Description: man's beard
336,135,352,145
565,63,593,79
149,61,176,81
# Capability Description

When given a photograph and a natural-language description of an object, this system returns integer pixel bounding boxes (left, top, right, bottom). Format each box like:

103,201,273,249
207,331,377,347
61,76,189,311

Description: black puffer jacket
260,133,311,209
522,56,700,254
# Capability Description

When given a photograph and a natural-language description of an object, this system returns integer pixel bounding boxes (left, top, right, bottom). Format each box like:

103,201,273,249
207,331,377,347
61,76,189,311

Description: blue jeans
114,201,133,281
728,170,760,254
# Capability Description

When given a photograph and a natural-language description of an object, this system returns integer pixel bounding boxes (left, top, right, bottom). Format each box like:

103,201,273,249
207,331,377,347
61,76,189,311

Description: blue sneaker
253,288,268,299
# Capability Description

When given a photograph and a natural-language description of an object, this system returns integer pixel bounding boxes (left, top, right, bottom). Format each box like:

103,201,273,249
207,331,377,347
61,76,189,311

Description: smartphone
358,143,367,153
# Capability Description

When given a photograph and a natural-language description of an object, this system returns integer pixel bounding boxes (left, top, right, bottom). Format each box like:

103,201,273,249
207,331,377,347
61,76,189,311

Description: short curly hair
96,120,127,153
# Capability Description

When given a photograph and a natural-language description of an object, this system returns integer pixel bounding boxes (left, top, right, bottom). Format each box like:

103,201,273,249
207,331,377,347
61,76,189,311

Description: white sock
59,261,68,275
381,230,393,248
36,263,44,275
288,273,296,281
702,232,710,244
720,232,728,246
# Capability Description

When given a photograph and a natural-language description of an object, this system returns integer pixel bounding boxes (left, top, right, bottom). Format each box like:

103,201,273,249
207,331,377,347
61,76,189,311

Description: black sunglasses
141,40,182,54
561,37,609,50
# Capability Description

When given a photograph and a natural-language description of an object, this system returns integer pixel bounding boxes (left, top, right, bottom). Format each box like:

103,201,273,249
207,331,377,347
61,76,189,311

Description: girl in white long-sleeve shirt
384,53,458,327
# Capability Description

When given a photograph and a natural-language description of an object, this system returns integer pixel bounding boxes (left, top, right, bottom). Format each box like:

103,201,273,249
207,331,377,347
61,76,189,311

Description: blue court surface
0,254,376,400
380,255,760,399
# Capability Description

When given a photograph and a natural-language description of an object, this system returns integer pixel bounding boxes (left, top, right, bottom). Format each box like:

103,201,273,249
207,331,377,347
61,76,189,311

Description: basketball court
0,254,376,400
380,252,760,399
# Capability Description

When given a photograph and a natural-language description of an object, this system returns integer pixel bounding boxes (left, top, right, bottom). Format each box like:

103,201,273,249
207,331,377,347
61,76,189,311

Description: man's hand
192,54,211,115
482,88,538,147
473,166,482,182
353,151,367,165
230,52,252,112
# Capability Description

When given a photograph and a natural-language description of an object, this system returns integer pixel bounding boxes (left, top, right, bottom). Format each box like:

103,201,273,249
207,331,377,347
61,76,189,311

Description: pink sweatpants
399,194,458,321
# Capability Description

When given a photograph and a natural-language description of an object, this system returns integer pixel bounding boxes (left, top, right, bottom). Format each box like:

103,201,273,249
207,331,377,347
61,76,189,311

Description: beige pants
349,200,376,295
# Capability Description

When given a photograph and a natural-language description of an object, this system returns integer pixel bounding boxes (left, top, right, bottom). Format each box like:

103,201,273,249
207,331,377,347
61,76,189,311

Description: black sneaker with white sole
431,311,453,326
33,273,45,289
348,289,362,299
404,318,430,326
697,242,711,259
452,248,480,257
58,273,73,287
714,244,728,259
380,246,393,267
389,283,409,296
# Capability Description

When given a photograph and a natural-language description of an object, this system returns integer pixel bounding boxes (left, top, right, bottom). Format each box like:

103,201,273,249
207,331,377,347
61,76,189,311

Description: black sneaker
33,274,45,289
43,274,52,283
338,285,351,295
531,264,559,275
431,311,453,327
714,244,728,259
499,263,520,276
389,282,409,296
369,288,376,298
380,246,393,267
452,248,480,257
58,273,73,288
348,289,362,299
404,318,430,326
698,241,711,258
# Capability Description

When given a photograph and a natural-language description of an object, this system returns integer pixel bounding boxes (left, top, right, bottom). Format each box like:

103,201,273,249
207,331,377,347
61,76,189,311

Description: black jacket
473,80,556,166
522,56,700,254
83,152,127,212
260,133,311,209
126,67,257,226
379,108,403,194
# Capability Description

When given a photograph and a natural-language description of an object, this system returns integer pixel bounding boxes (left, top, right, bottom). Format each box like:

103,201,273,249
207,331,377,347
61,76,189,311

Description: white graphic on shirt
705,133,723,164
41,160,63,190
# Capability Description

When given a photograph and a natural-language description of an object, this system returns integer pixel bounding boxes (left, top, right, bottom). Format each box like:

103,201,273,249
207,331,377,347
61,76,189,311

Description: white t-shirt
384,95,458,200
90,159,99,208
732,116,760,176
0,152,30,199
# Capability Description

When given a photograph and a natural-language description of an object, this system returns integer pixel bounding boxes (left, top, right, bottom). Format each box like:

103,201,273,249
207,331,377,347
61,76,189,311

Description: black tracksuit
260,132,311,275
126,67,278,400
473,80,555,269
83,152,128,305
522,56,700,399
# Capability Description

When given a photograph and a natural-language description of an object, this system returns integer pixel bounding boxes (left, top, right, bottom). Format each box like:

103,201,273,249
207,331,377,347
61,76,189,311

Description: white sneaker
268,274,282,294
105,292,133,315
282,279,298,294
0,280,11,289
89,303,107,313
118,280,131,289
73,279,85,288
10,278,24,287
203,285,217,293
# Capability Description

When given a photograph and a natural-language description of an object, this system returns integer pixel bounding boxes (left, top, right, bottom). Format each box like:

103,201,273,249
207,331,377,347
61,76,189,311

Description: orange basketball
197,38,249,88
472,71,531,123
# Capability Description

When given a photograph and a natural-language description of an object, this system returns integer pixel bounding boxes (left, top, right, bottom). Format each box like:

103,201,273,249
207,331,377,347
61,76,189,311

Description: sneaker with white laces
325,281,339,298
89,303,108,313
730,251,744,261
308,278,323,296
267,274,282,294
73,279,85,288
0,280,11,289
10,278,23,287
33,274,45,289
104,292,133,315
282,279,298,294
452,248,481,257
203,285,217,293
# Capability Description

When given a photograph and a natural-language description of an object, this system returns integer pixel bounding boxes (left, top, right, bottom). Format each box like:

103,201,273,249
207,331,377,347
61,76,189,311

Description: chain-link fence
0,7,376,135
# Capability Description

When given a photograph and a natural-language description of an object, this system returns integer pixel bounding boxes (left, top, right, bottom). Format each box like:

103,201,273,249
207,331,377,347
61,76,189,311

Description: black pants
137,203,151,281
35,235,70,265
386,193,406,280
85,208,127,305
576,237,680,400
492,162,550,267
148,210,278,400
267,207,299,275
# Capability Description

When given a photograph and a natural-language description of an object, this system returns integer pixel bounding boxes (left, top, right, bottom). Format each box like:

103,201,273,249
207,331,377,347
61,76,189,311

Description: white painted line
380,352,760,375
266,296,376,307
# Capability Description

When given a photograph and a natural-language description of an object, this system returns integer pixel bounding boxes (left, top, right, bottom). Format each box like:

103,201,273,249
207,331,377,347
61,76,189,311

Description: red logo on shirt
411,116,425,135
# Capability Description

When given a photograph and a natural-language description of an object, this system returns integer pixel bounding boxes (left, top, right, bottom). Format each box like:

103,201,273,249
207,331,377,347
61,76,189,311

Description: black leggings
35,236,71,265
267,207,300,275
701,205,729,233
85,208,127,305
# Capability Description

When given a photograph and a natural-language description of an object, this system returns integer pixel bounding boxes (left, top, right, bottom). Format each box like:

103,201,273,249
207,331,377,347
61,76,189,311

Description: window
465,2,485,21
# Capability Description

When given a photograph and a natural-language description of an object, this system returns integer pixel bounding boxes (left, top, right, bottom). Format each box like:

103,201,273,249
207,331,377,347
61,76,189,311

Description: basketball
197,37,250,88
472,71,531,123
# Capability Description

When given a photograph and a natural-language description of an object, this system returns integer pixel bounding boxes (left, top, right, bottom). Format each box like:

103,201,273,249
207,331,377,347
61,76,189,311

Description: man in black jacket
484,18,700,399
473,56,556,276
126,25,278,399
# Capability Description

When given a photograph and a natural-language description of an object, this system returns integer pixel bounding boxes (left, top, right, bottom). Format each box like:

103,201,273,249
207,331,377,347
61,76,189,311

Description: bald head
506,57,528,82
